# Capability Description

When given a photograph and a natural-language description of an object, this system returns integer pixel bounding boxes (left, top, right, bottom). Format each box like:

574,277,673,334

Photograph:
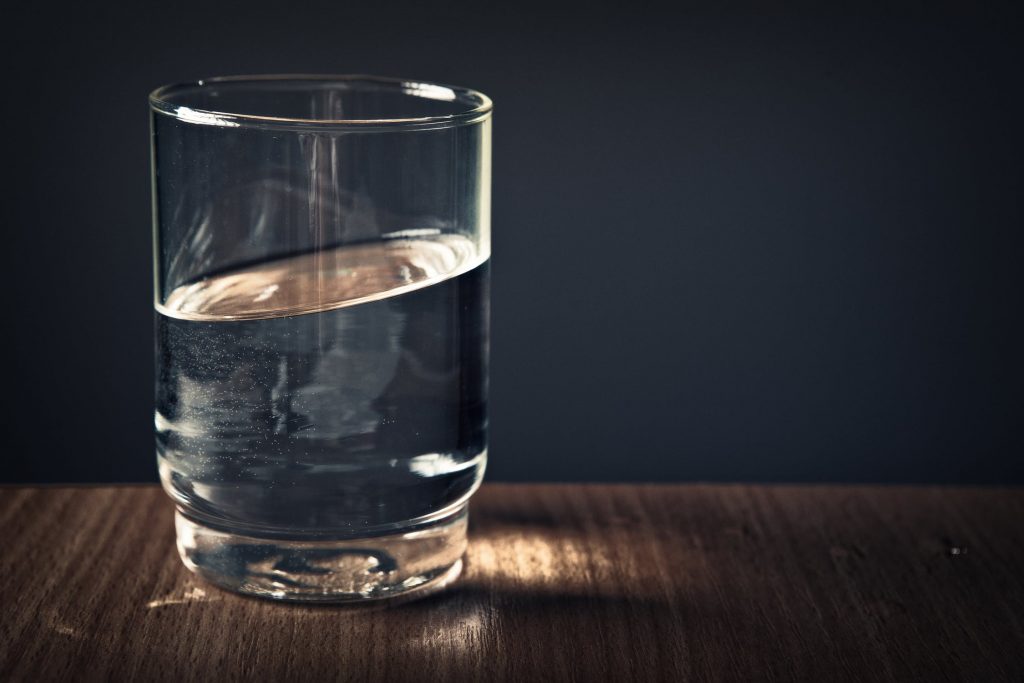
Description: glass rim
149,74,493,130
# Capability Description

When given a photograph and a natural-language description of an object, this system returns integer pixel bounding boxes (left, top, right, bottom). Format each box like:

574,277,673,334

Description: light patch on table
146,585,217,609
46,611,83,640
469,532,590,587
468,525,695,599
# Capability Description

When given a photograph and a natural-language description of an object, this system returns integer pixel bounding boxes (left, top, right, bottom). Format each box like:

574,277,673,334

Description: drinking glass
150,75,491,601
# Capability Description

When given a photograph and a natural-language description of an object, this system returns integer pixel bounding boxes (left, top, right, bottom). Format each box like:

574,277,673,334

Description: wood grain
2,484,1022,681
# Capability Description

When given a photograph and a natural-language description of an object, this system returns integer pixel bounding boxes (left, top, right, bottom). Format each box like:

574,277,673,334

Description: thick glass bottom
174,505,468,602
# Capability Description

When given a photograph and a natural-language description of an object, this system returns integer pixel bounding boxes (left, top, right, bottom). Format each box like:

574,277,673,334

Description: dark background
5,3,1022,484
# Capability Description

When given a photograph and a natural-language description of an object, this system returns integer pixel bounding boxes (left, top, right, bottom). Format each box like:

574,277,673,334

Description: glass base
174,506,468,603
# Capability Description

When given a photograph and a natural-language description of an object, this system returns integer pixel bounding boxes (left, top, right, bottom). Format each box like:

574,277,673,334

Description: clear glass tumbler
150,76,491,602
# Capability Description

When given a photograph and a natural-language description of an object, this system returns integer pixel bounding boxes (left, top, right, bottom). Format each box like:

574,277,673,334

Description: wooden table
2,484,1022,681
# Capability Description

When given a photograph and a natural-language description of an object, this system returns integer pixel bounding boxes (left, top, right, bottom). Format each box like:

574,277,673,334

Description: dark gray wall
6,3,1022,483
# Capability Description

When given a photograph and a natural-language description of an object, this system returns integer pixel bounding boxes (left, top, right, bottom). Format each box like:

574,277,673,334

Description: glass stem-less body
150,76,492,601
